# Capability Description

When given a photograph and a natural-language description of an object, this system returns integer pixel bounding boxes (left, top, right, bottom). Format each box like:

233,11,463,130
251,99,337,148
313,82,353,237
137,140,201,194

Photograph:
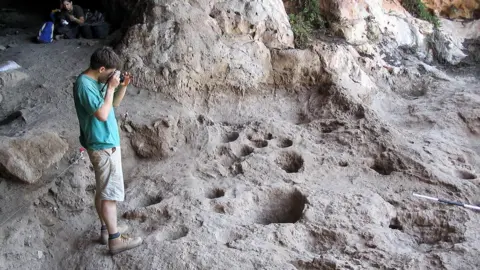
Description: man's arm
113,72,132,107
113,86,127,107
75,16,85,24
94,86,115,121
68,14,85,24
94,73,121,121
70,6,85,24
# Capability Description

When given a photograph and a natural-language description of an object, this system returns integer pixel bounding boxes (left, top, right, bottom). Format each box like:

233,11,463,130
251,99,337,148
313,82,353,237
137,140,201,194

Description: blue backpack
37,22,54,43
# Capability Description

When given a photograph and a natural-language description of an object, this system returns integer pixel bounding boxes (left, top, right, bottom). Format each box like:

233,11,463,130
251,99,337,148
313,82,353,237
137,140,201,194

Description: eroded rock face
422,0,480,19
112,0,478,108
271,49,327,87
314,0,475,65
117,0,293,103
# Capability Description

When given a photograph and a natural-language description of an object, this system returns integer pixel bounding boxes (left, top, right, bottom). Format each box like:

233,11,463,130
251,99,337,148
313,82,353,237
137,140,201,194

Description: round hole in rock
155,226,189,241
213,204,226,214
371,158,394,175
276,151,304,173
455,170,476,180
223,132,239,143
197,115,205,124
389,217,403,231
252,140,268,148
145,195,163,207
253,189,307,225
354,106,365,120
207,188,225,199
278,138,293,148
240,145,254,156
339,161,348,167
265,133,273,140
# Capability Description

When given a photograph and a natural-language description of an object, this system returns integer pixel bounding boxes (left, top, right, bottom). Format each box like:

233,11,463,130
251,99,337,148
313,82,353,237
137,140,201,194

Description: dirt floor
1,8,480,270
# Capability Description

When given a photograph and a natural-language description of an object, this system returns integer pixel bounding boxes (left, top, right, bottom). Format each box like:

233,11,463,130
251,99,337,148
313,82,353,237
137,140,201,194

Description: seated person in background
55,0,85,39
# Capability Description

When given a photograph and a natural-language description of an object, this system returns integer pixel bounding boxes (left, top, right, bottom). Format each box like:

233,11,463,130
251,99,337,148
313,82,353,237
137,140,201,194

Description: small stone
37,251,43,259
7,43,17,48
124,124,133,133
0,45,6,51
365,241,377,248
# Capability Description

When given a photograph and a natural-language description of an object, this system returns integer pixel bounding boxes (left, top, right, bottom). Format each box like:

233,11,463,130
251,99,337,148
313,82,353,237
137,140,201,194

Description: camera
120,74,125,83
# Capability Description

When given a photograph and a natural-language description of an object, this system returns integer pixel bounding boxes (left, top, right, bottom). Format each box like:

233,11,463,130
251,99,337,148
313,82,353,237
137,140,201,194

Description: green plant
401,0,440,28
288,0,325,48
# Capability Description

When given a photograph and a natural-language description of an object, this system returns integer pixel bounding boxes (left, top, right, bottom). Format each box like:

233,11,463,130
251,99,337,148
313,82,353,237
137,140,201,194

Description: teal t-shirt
73,74,120,150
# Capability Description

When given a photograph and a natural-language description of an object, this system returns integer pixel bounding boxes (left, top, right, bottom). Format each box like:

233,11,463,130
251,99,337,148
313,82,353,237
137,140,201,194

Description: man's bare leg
101,200,118,235
95,195,106,226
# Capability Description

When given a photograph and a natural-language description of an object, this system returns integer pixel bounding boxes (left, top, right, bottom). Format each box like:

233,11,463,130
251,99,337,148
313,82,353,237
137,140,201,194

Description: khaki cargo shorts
87,147,125,201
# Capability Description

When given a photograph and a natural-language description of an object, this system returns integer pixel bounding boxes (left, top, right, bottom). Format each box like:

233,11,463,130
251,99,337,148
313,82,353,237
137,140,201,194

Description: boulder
0,131,68,184
0,70,29,89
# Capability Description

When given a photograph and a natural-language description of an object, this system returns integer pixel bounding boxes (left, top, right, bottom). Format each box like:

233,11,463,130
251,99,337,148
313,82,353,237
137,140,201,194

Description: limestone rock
316,0,470,65
421,0,480,19
0,131,68,184
0,70,29,89
118,0,292,103
127,116,196,159
210,0,294,49
271,49,326,87
313,42,376,97
431,30,467,65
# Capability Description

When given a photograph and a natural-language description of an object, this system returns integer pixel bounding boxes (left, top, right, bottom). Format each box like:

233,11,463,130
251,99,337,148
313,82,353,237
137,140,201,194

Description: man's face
62,1,73,11
98,68,116,84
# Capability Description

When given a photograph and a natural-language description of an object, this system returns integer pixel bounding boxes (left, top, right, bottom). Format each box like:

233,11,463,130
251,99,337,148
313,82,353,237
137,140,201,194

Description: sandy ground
1,8,480,270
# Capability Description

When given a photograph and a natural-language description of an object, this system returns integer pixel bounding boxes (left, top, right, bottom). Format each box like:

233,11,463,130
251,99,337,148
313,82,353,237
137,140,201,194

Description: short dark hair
90,47,122,70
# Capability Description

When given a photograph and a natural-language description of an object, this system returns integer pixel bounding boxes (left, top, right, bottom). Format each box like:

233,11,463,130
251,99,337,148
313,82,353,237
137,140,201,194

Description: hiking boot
100,224,130,245
109,235,143,255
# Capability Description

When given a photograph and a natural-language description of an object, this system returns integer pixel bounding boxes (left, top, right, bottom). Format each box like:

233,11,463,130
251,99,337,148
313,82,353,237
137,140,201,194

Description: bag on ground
37,21,54,43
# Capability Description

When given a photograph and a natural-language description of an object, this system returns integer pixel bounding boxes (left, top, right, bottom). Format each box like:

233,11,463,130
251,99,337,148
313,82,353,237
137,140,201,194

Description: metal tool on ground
413,193,480,211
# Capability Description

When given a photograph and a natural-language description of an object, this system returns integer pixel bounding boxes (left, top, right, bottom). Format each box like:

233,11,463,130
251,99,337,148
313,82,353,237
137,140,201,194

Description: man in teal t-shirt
73,47,142,255
75,72,120,150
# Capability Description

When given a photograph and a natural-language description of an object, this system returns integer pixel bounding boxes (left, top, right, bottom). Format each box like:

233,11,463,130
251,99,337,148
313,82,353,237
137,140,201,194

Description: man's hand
94,73,118,122
120,72,133,86
108,72,121,91
113,72,131,107
68,14,84,24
